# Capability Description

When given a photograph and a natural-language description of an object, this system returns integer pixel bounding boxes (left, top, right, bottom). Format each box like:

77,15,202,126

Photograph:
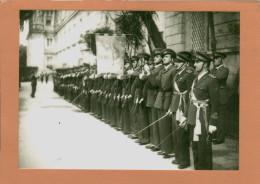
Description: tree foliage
20,10,34,30
114,11,166,53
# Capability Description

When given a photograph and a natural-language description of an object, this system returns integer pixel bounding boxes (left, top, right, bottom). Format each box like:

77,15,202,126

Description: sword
71,91,84,104
197,133,211,163
154,127,181,150
133,113,168,137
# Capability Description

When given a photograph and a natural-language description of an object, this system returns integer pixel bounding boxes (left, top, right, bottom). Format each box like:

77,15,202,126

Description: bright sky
19,21,29,46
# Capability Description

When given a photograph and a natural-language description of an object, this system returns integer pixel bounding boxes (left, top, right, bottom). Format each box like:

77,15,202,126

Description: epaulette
209,74,217,79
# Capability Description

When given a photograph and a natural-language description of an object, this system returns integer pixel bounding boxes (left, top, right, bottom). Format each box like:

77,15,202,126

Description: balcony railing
29,23,44,32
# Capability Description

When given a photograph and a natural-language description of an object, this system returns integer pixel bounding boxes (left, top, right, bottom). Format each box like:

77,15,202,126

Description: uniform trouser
105,103,110,124
116,108,122,129
110,104,117,127
102,102,106,120
85,94,91,112
97,100,102,118
172,113,190,166
122,103,131,134
80,93,85,108
129,101,138,134
93,96,97,115
70,89,74,102
90,95,94,114
151,108,161,148
214,104,227,142
31,85,36,97
158,109,174,155
147,108,153,145
66,88,69,100
65,88,67,99
189,124,213,170
138,104,150,144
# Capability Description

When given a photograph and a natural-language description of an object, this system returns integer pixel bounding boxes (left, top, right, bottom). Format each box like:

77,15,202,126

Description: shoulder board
186,69,193,74
209,74,217,79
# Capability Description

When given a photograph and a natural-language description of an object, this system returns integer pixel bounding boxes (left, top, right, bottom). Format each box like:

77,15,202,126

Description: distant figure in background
45,73,49,84
31,71,37,98
40,72,44,83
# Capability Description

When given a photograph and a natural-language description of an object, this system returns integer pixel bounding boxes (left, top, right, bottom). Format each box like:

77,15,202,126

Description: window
47,38,53,47
47,57,52,62
46,19,51,26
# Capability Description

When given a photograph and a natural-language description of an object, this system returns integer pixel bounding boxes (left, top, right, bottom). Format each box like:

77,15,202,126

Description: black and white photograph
19,10,239,170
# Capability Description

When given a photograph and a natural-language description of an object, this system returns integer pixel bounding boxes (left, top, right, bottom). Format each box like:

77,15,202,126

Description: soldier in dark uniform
104,73,112,124
115,75,123,130
89,67,96,115
120,61,131,134
154,49,178,158
96,73,104,119
142,48,164,151
211,52,229,144
135,52,151,145
127,56,141,139
167,51,195,169
30,71,38,98
107,73,118,127
100,74,108,121
181,51,220,170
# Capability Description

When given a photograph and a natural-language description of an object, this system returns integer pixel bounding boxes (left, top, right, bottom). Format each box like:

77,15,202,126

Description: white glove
127,70,133,75
179,116,187,128
144,64,150,72
139,73,143,79
166,109,172,116
208,125,217,134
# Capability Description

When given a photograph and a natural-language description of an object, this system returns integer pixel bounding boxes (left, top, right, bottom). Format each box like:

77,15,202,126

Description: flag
96,34,126,75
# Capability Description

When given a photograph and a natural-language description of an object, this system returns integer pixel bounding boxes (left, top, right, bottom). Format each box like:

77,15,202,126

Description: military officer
154,48,178,158
142,48,164,151
167,51,195,169
108,73,118,127
127,56,142,139
135,52,151,145
181,51,220,170
211,52,229,144
121,61,132,134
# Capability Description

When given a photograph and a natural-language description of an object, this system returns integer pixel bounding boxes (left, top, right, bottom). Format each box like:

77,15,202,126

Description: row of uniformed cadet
53,49,229,170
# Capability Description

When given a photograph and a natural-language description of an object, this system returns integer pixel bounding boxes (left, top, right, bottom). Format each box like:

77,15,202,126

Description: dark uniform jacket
146,64,164,107
169,67,195,112
211,65,229,105
154,64,178,111
186,72,220,127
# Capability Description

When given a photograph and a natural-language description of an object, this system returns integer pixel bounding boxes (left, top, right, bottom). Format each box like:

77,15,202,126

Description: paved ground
19,81,239,170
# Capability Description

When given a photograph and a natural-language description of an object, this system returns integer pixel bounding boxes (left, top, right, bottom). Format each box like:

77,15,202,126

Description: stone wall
27,33,45,71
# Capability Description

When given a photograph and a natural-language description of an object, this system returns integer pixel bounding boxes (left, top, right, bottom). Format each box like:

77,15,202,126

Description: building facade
27,10,116,71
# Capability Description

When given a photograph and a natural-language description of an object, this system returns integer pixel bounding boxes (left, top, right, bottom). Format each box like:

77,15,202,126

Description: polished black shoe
140,142,148,145
135,140,141,143
151,147,160,152
145,144,153,149
157,151,165,155
178,164,190,169
213,140,224,145
128,134,138,139
163,154,173,159
172,160,180,164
